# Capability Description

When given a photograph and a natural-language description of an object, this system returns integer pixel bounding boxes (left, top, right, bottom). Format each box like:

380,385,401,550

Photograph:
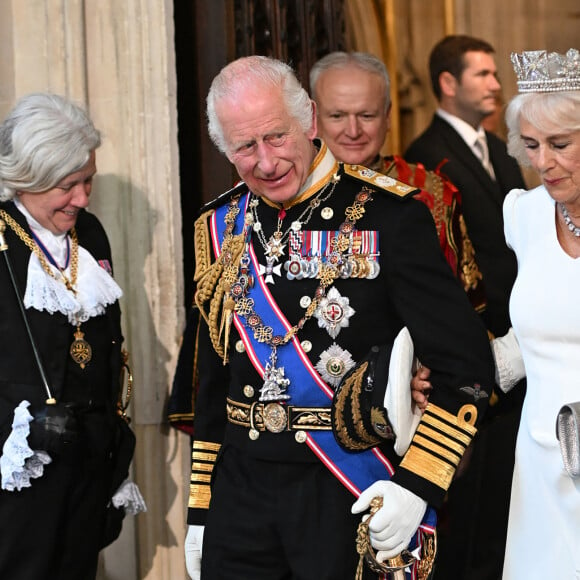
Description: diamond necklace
559,203,580,238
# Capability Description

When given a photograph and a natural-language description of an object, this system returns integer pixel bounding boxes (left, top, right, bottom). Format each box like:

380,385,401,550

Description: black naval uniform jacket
187,153,495,525
0,201,125,579
404,114,526,338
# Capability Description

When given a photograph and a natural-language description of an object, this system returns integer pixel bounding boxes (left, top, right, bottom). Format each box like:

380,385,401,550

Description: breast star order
314,286,355,339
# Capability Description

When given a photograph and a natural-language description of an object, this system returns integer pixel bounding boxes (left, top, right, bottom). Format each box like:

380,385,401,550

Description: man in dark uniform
405,35,527,580
183,55,495,580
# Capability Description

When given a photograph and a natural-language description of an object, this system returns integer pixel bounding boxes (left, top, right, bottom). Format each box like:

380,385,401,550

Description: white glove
491,327,526,393
185,525,204,580
352,480,427,561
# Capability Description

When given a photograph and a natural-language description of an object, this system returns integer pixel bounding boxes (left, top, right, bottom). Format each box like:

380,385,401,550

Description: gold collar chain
228,182,375,402
0,209,79,294
0,208,91,369
229,182,375,350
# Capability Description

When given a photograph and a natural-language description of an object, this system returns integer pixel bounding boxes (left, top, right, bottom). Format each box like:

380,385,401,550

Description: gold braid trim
189,440,221,510
192,209,246,362
399,403,477,491
351,365,383,446
192,210,222,320
193,210,214,283
422,170,448,241
208,231,245,362
458,214,483,291
206,275,227,359
333,362,379,450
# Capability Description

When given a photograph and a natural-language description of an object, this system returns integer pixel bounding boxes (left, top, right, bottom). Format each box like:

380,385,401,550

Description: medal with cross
258,256,283,284
314,286,355,339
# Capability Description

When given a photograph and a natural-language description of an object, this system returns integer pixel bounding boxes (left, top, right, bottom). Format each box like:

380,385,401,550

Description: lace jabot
13,200,123,324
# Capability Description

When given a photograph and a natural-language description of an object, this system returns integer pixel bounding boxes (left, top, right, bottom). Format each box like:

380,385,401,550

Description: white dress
502,186,580,580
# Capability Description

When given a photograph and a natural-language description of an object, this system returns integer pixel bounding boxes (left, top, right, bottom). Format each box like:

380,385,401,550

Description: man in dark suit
405,35,527,580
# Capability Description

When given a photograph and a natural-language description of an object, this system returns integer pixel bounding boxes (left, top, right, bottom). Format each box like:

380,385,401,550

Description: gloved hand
352,480,426,561
29,402,79,455
185,525,204,580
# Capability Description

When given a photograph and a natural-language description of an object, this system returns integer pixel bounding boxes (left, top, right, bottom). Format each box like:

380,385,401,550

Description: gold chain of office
222,183,375,351
0,209,92,368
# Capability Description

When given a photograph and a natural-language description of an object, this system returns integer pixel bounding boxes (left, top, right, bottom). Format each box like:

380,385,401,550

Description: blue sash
211,193,437,565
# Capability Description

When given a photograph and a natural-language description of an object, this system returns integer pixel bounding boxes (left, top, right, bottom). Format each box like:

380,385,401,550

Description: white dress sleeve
503,188,527,254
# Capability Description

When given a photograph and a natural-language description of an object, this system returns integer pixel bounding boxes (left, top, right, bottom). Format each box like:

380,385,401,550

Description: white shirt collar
436,108,485,151
297,140,339,198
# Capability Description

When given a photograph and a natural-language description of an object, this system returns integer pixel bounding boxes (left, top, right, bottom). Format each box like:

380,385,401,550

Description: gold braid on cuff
189,440,221,510
399,403,478,491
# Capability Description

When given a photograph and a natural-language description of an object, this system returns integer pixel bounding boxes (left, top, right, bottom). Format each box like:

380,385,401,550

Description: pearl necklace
560,203,580,238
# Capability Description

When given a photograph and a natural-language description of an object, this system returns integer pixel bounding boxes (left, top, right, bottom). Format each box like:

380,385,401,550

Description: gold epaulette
342,164,420,199
193,210,214,284
189,440,221,510
399,403,477,492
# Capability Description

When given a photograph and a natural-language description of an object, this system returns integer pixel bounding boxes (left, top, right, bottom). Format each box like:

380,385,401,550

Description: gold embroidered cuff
188,440,221,510
399,403,477,492
331,349,396,452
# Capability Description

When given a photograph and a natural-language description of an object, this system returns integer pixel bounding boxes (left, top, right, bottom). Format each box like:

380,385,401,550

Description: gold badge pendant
70,325,92,369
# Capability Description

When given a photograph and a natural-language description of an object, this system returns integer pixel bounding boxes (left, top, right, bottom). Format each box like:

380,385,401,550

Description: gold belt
226,397,332,435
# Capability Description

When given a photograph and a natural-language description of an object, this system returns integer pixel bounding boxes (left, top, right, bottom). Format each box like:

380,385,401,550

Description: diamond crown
511,49,580,93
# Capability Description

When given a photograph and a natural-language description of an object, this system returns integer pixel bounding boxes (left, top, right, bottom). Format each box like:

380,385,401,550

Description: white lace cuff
111,479,147,515
491,328,526,393
0,400,52,491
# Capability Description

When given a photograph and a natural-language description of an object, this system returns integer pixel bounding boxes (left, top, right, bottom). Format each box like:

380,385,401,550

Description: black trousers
201,444,379,580
0,413,115,580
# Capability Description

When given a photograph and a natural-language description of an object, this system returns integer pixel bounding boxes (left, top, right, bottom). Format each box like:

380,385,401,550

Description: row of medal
282,229,380,281
283,252,380,281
